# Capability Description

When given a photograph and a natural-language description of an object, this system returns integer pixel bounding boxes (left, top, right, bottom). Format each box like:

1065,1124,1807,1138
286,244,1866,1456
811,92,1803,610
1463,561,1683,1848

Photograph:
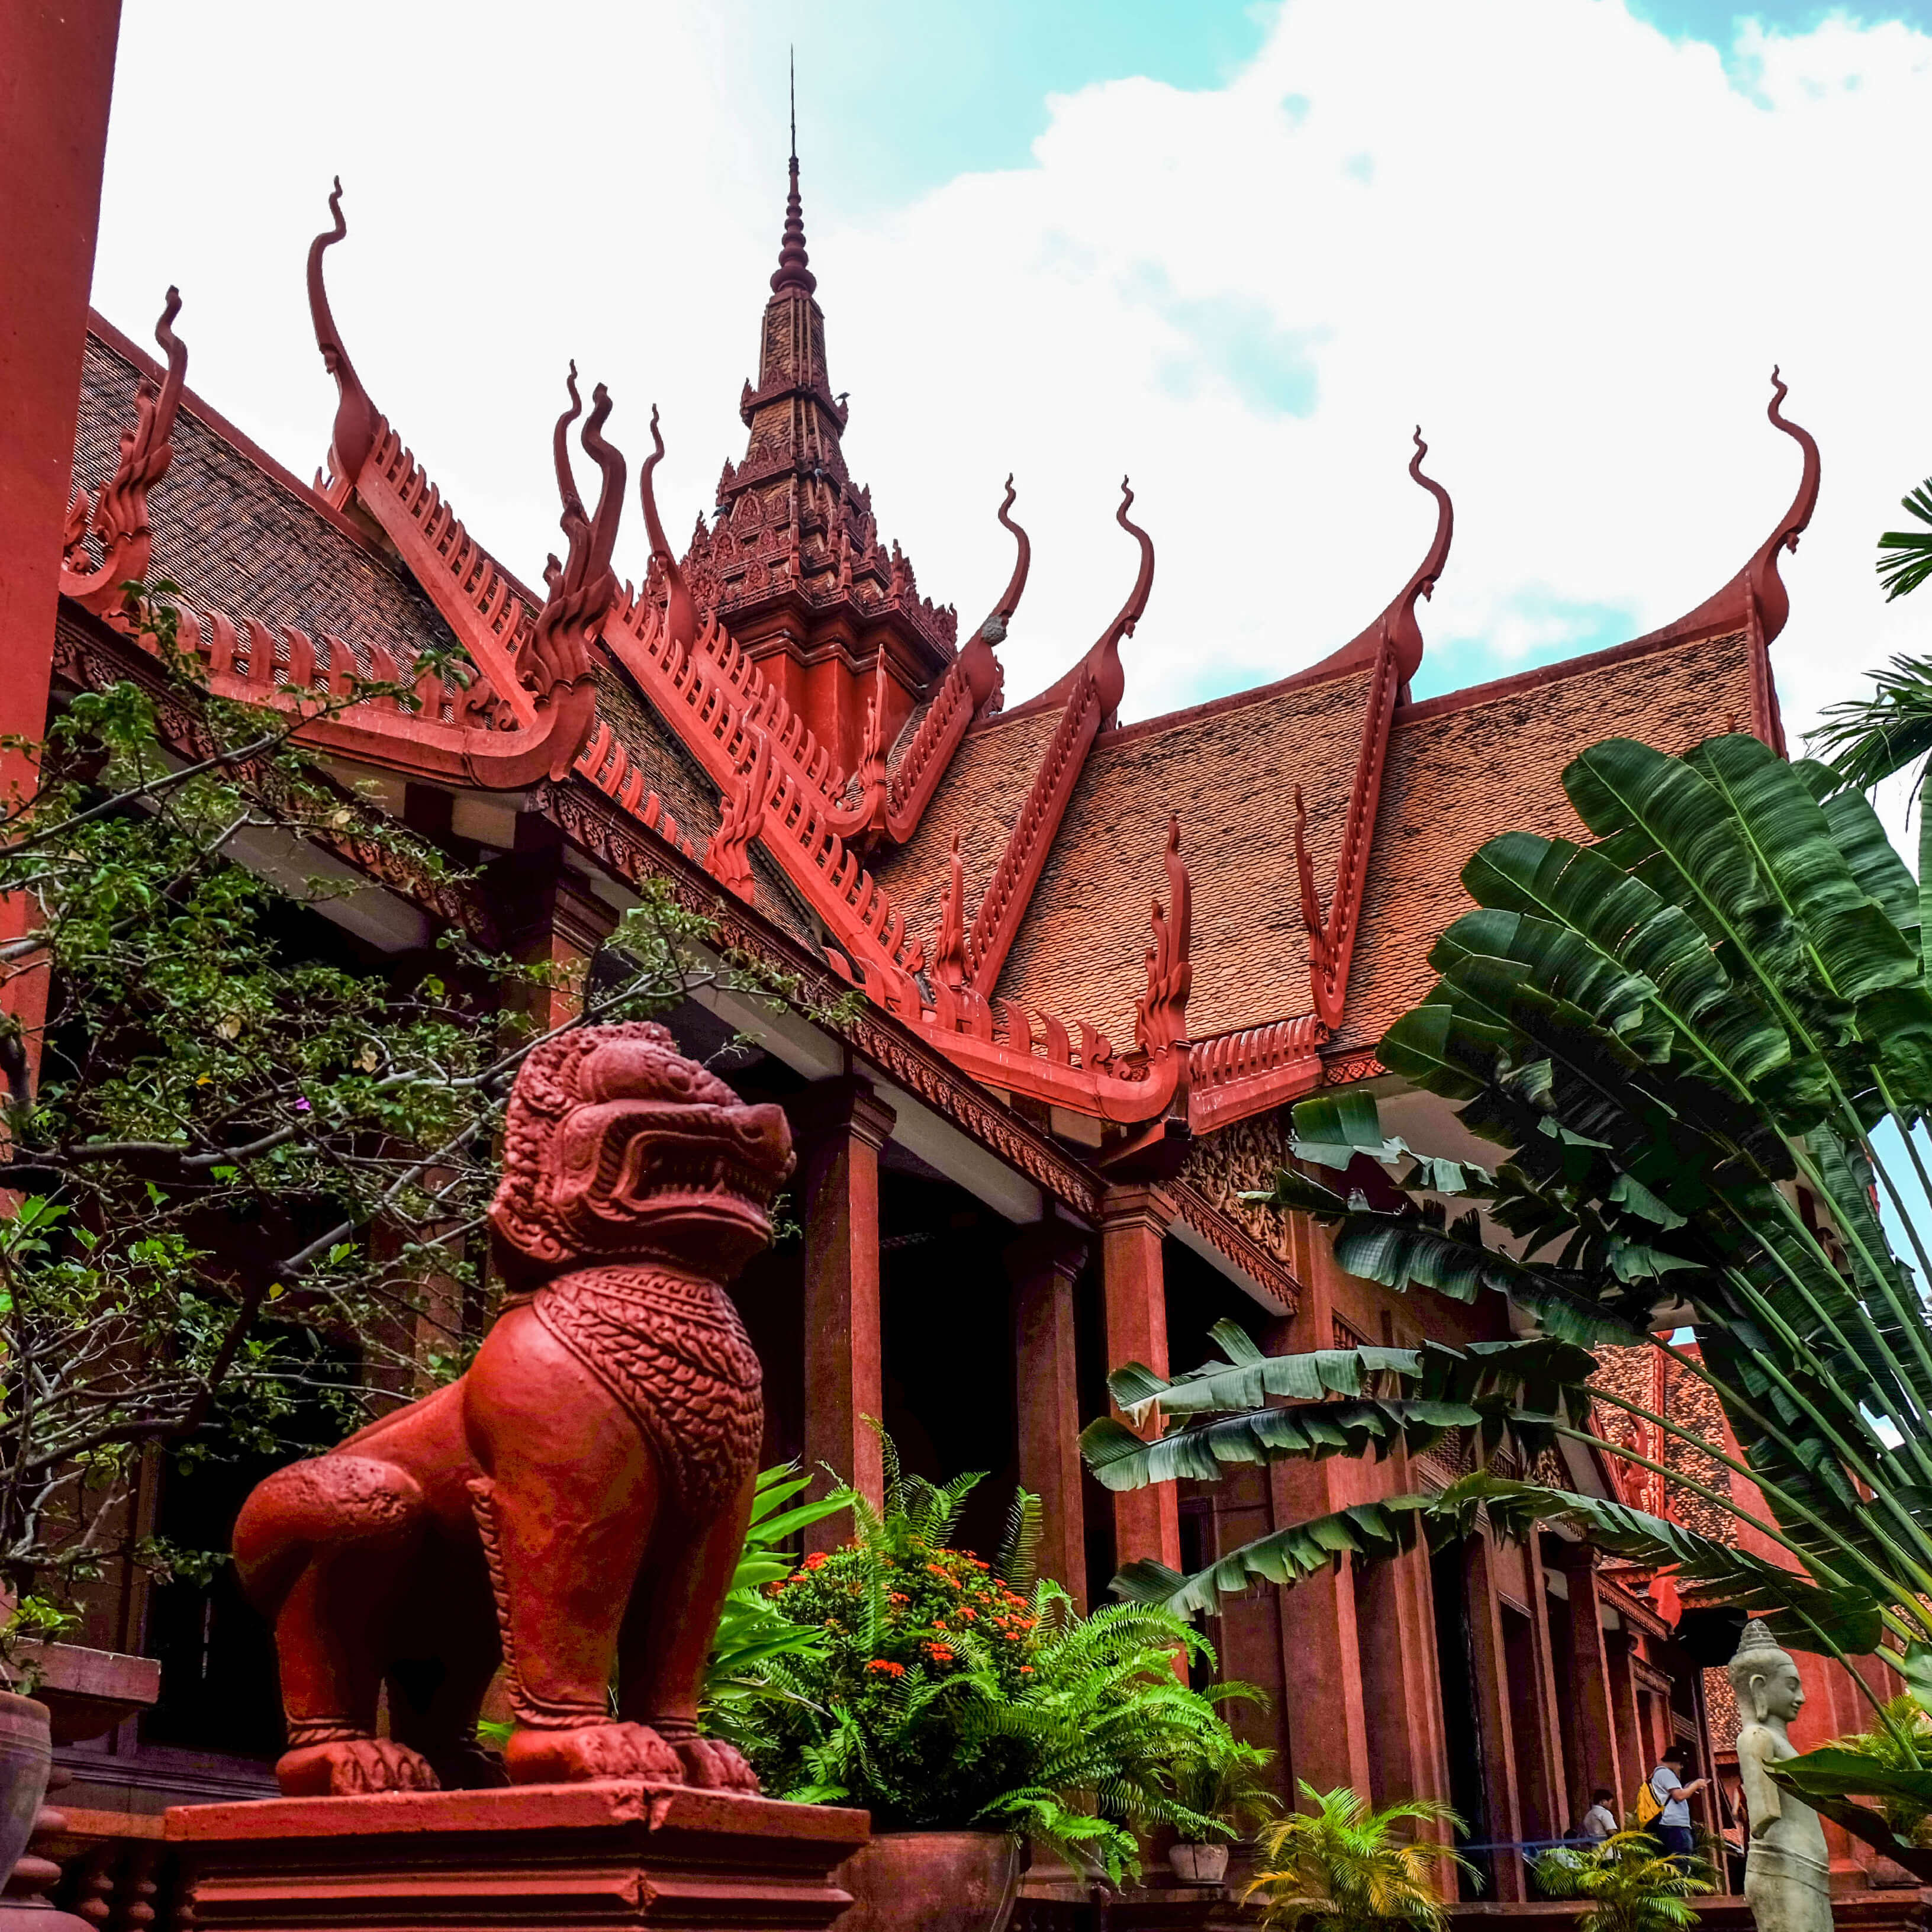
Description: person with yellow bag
1636,1744,1708,1860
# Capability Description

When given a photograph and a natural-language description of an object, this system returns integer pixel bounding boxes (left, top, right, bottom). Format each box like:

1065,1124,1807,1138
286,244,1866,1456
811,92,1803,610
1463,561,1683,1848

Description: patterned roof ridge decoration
1293,431,1453,1031
61,287,187,622
1615,369,1820,757
961,479,1155,991
594,575,932,984
622,411,845,807
1188,1014,1329,1133
703,724,777,904
832,476,1029,850
306,179,553,736
851,814,1193,1125
170,362,622,790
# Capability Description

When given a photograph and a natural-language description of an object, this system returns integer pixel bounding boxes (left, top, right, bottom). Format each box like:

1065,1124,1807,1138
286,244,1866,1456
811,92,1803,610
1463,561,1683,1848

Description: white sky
90,0,1932,748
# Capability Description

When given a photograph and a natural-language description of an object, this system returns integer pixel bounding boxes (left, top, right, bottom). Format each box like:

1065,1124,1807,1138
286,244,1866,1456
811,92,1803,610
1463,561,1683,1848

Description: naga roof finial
981,474,1031,643
640,404,700,650
1299,429,1453,687
523,363,624,739
1747,366,1821,645
306,176,379,491
999,476,1154,724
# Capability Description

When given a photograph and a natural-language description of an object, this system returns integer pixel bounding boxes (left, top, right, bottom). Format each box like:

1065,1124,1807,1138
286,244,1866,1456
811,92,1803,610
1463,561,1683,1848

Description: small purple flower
294,1097,311,1113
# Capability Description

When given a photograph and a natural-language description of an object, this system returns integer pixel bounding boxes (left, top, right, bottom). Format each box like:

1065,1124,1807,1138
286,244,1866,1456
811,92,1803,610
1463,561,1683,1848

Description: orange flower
865,1659,906,1677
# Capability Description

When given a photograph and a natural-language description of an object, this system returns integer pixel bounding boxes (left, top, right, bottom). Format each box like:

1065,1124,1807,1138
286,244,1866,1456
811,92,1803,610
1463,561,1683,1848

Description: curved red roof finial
998,476,1155,724
640,404,700,649
986,474,1031,636
1299,428,1453,687
306,176,379,490
1748,366,1821,645
1623,367,1823,661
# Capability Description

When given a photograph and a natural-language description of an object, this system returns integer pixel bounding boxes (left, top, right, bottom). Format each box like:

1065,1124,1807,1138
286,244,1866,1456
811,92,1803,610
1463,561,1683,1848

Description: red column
1005,1221,1091,1610
1465,1534,1527,1899
1100,1184,1181,1573
1554,1542,1625,1804
1524,1532,1573,1836
794,1078,894,1551
0,0,123,1070
1605,1630,1646,1807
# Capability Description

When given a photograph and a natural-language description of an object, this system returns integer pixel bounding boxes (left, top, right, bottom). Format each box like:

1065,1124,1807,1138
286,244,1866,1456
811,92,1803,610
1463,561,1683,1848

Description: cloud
91,0,1932,761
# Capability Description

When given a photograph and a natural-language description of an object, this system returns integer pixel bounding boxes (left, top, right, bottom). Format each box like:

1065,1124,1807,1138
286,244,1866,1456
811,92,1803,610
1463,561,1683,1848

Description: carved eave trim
1168,1180,1302,1315
52,604,496,944
1187,1015,1328,1132
534,773,1107,1220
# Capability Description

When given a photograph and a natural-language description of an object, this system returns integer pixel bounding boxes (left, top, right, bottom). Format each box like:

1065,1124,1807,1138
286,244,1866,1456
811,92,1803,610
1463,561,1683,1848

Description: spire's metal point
789,47,797,167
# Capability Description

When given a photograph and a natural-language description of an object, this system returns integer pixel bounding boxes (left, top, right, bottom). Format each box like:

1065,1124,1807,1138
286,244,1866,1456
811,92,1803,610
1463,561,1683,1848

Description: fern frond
997,1487,1044,1591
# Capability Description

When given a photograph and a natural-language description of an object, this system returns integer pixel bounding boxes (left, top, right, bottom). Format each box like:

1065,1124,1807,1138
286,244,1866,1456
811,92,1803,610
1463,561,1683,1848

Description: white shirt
1582,1802,1618,1841
1651,1766,1690,1828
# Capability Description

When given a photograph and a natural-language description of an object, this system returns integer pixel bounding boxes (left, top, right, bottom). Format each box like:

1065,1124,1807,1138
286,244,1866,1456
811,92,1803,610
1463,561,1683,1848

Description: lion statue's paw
503,1720,686,1784
672,1735,761,1793
276,1738,441,1797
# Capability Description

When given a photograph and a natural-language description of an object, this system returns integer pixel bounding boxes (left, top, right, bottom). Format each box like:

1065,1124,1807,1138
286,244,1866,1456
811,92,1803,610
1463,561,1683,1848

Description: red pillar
794,1077,894,1551
1005,1221,1090,1609
0,0,123,1070
1554,1542,1625,1804
1524,1531,1573,1836
1605,1629,1646,1806
1466,1534,1527,1898
1100,1184,1180,1573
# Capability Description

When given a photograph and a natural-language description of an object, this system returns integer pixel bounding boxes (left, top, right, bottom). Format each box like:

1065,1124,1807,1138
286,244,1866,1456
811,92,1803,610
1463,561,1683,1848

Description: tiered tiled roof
993,662,1374,1045
1334,624,1764,1052
61,166,1819,1156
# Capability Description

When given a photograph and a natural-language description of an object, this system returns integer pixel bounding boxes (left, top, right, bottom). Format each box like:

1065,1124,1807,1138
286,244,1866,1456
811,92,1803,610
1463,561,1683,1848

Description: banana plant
1082,730,1932,1876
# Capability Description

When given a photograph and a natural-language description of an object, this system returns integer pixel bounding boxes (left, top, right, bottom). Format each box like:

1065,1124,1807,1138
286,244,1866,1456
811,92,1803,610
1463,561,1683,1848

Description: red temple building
0,25,1903,1913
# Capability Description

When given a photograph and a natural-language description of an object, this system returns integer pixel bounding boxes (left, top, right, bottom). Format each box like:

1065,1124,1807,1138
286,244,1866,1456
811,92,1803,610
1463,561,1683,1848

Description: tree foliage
0,610,812,1627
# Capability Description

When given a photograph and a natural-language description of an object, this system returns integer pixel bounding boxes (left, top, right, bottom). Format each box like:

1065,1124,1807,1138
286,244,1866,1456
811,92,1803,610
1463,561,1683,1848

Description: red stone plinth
165,1780,868,1931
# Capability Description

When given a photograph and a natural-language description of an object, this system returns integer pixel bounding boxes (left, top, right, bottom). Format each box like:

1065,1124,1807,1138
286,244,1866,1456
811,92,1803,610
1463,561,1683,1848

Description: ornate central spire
676,111,959,777
769,154,817,297
772,62,816,298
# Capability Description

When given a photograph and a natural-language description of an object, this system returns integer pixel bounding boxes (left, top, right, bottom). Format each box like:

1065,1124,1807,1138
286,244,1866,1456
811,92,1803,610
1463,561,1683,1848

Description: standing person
1648,1744,1709,1861
1581,1788,1618,1843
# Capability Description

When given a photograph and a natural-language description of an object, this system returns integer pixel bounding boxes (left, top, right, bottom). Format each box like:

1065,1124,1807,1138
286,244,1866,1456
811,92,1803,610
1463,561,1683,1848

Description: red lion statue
233,1022,795,1797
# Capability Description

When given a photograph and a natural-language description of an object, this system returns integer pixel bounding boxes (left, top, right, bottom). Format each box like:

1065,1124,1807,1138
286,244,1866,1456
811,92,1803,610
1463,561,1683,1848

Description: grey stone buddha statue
1728,1620,1832,1932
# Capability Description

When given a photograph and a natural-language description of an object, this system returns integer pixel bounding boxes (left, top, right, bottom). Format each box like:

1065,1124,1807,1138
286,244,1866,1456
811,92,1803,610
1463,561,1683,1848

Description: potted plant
1167,1737,1280,1885
718,1431,1254,1932
0,1599,79,1885
1531,1829,1715,1932
1245,1784,1473,1932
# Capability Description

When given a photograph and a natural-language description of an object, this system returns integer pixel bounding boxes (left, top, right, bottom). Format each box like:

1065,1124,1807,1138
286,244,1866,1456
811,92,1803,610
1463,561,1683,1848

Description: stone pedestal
165,1780,869,1931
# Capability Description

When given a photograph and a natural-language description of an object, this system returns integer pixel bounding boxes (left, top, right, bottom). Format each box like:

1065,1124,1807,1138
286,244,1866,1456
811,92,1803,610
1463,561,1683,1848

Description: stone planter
0,1691,53,1886
836,1830,1026,1932
1171,1840,1231,1886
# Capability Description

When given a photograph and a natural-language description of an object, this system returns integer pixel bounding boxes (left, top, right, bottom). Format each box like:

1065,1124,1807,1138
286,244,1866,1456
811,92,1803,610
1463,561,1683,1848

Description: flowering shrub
720,1432,1257,1884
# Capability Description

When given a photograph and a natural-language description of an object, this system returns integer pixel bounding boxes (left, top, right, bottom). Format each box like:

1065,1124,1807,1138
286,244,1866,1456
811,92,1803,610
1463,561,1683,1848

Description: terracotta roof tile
1334,627,1757,1050
589,665,818,946
75,333,457,664
993,666,1373,1044
868,706,1064,959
